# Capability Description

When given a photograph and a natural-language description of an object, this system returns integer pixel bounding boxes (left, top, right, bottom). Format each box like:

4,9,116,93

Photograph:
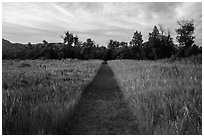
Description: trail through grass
66,63,139,135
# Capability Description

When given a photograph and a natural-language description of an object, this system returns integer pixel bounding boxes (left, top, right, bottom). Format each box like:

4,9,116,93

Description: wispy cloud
2,2,202,46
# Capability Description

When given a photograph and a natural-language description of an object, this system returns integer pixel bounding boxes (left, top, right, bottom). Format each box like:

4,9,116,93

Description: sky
2,2,202,46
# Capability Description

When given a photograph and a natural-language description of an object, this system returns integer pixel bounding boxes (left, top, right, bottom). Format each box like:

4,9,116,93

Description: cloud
2,2,202,46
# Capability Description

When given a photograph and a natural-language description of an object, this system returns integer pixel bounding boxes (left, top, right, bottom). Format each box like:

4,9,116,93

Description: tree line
2,19,202,60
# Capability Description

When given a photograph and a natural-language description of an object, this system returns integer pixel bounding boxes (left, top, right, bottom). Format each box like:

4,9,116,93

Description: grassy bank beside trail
2,59,102,135
109,59,201,135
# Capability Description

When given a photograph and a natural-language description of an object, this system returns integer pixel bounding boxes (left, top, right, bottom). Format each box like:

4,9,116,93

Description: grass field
109,59,202,135
2,59,102,134
2,58,202,135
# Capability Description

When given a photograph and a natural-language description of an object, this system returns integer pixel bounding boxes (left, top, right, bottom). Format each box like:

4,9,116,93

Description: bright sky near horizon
2,2,202,46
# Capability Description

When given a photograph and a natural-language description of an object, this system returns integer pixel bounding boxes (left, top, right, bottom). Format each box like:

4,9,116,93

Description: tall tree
108,39,114,49
130,31,143,47
42,40,48,45
73,35,79,47
62,31,74,46
176,19,195,48
85,38,94,47
81,38,95,59
130,31,143,59
158,25,176,58
151,26,160,38
148,26,161,59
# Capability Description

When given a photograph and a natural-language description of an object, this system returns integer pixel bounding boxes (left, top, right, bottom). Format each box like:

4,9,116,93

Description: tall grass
2,59,102,134
109,59,201,135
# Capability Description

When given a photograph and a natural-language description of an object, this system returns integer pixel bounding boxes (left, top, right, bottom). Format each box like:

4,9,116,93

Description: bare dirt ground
64,63,140,135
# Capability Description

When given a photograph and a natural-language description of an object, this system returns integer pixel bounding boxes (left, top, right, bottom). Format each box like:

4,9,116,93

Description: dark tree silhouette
175,19,196,57
130,31,143,47
176,19,195,48
62,31,74,46
147,25,176,59
130,31,143,59
73,35,79,47
108,39,114,49
158,26,176,58
148,26,160,59
43,40,48,45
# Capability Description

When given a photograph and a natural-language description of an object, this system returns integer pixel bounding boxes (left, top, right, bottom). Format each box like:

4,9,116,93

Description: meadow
109,59,202,135
2,57,202,135
2,59,102,134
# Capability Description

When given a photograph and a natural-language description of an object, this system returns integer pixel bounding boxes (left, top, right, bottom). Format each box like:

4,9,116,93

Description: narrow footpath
66,63,140,135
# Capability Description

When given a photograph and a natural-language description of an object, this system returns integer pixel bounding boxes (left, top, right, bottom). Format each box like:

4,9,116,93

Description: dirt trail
65,63,140,135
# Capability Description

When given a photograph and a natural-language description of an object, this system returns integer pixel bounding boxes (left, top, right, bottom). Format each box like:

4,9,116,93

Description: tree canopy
2,19,201,60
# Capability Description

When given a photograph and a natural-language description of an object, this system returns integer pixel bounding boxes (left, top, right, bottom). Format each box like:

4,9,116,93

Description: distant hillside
2,39,26,49
2,39,84,60
2,39,27,59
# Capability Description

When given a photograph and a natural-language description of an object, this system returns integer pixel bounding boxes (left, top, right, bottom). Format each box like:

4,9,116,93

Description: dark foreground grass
2,59,101,135
66,64,140,135
109,59,202,135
